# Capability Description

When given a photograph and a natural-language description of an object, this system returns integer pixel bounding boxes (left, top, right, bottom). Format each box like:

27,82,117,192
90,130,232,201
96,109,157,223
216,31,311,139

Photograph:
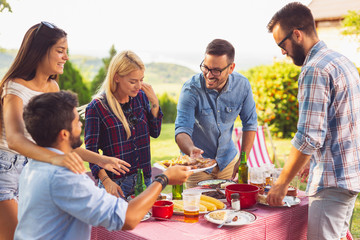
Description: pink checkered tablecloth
91,193,312,240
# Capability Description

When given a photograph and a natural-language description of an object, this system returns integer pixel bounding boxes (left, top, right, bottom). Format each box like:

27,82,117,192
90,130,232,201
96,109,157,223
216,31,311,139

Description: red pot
152,200,174,219
225,184,260,209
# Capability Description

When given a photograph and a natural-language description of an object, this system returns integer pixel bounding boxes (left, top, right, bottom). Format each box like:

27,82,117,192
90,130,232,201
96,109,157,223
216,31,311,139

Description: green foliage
158,93,177,123
58,61,91,105
90,45,117,95
342,10,360,38
0,0,12,12
242,61,301,138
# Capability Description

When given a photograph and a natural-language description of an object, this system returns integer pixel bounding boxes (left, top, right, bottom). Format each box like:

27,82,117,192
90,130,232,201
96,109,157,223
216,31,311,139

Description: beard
291,40,306,66
70,133,83,149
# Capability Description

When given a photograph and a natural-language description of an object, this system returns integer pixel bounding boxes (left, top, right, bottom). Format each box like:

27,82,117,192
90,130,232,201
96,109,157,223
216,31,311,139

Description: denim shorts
98,172,152,199
0,150,28,201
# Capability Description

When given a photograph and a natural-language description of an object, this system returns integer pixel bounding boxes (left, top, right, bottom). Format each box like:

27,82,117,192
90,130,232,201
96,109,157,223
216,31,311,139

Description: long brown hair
0,22,67,130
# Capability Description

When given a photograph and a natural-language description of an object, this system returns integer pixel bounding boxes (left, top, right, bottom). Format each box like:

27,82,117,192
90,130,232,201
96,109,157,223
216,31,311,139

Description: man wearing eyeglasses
266,3,360,240
175,39,258,188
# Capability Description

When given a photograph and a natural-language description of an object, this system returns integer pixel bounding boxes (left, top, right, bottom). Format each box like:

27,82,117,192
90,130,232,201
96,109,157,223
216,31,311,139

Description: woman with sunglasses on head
84,50,163,199
0,22,129,240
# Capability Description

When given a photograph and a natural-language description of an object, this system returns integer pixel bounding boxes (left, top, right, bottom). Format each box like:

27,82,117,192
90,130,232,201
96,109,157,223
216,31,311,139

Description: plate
153,162,217,173
141,212,151,221
204,209,256,226
197,179,236,188
258,195,301,207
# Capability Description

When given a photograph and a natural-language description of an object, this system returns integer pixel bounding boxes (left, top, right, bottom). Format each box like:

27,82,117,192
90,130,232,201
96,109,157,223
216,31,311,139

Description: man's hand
299,161,310,183
266,182,288,206
163,165,193,185
50,152,86,174
98,155,131,175
189,147,204,159
103,178,124,198
231,159,241,180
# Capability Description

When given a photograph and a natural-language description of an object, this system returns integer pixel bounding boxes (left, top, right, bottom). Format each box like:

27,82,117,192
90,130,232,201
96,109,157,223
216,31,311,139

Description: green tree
0,0,11,12
242,61,301,138
158,93,177,123
59,61,91,105
90,45,117,95
342,10,360,41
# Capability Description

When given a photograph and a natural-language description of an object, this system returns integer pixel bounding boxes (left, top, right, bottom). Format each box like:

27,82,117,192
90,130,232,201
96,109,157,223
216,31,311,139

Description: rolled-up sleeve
175,82,198,138
292,67,329,155
239,80,258,132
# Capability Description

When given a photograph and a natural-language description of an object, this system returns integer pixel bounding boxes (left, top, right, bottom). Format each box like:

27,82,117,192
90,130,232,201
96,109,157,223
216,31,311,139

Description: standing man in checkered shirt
266,2,360,240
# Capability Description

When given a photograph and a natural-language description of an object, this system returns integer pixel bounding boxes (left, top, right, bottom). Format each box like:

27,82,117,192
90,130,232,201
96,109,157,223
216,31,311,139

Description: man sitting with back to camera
14,90,192,240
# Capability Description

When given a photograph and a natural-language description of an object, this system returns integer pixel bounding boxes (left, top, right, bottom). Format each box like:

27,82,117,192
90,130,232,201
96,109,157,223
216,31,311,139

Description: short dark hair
267,2,316,36
205,39,235,63
23,91,78,147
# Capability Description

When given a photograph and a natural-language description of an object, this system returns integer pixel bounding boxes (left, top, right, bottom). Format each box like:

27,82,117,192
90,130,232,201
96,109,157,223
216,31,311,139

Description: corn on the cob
200,195,225,210
172,200,207,212
200,200,217,211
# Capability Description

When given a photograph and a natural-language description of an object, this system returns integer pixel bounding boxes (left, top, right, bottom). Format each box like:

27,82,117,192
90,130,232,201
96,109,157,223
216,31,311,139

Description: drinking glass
182,191,201,223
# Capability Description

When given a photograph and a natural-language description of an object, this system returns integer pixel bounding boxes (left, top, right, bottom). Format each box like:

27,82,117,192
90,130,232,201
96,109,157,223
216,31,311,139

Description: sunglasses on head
35,21,56,37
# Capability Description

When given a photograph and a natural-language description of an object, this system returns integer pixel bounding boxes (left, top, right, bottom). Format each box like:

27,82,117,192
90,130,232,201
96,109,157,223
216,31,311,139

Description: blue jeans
98,173,152,199
0,150,28,201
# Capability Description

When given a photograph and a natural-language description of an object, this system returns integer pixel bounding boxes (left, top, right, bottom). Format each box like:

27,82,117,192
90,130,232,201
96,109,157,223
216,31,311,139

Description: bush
158,93,177,123
242,61,301,138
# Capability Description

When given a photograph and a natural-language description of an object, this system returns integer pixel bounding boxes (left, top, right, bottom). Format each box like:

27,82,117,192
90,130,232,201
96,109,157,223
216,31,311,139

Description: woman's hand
98,155,131,175
141,83,159,106
103,178,124,198
50,152,86,174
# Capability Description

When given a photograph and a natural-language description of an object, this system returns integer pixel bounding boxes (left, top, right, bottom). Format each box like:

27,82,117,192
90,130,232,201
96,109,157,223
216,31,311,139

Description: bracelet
101,176,109,183
154,174,168,190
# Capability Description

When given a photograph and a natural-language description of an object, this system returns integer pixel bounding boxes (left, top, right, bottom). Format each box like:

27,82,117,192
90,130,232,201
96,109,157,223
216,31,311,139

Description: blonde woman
85,50,162,198
0,22,128,240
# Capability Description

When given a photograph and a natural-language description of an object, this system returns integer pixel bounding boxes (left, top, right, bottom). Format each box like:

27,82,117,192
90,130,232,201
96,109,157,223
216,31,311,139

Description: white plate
153,162,217,173
258,195,301,207
141,212,151,221
204,209,256,226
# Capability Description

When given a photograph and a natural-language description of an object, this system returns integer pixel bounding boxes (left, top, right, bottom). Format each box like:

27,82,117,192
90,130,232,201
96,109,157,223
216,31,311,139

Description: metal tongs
217,210,241,228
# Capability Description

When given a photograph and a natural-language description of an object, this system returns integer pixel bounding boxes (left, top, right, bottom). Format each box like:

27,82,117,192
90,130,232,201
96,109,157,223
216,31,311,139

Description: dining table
90,190,315,240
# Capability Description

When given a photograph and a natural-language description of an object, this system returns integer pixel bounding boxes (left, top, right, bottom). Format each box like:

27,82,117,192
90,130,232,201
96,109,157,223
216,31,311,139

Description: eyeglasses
200,60,232,77
277,28,303,50
35,21,56,37
277,31,293,50
121,102,138,127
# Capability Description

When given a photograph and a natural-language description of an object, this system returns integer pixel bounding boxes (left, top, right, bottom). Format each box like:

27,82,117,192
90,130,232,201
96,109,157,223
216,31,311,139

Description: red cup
152,200,174,219
225,184,260,209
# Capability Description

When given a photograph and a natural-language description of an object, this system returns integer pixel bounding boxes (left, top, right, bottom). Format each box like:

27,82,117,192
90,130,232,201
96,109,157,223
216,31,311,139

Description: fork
217,210,240,228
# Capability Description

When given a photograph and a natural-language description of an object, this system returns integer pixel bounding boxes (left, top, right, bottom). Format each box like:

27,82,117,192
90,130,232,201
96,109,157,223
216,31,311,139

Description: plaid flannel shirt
291,41,360,195
85,91,163,179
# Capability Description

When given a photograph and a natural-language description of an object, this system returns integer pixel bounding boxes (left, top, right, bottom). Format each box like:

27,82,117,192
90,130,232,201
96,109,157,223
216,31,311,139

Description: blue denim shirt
15,148,128,240
175,72,258,171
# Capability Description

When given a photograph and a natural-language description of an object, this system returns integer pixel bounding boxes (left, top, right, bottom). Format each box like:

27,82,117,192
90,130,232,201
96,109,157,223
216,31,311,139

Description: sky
0,0,312,71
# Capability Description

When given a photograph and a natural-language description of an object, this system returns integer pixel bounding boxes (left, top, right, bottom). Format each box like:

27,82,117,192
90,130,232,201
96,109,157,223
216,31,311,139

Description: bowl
225,184,260,209
152,200,174,219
